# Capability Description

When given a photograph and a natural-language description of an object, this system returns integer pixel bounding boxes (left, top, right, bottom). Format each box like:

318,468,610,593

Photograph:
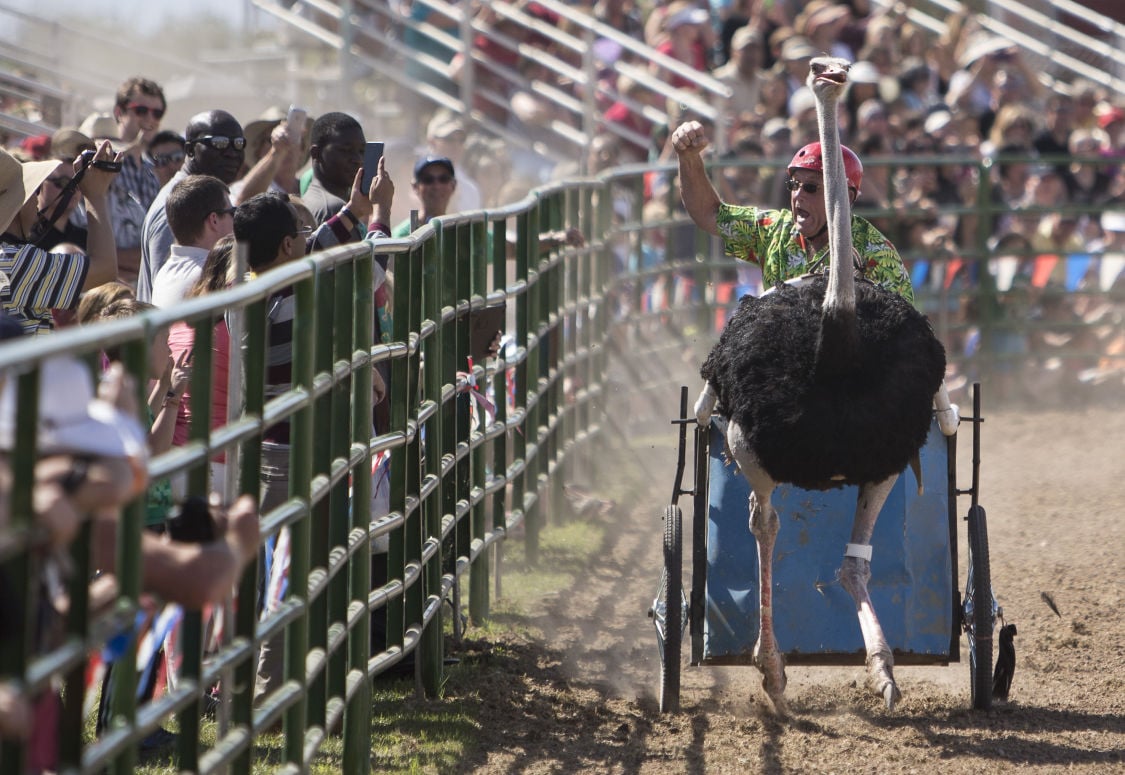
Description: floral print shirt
716,203,914,303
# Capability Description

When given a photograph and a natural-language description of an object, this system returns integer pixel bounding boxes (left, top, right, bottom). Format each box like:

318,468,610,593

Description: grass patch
118,504,610,774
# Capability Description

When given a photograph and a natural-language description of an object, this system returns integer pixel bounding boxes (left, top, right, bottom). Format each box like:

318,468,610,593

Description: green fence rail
1,154,1121,772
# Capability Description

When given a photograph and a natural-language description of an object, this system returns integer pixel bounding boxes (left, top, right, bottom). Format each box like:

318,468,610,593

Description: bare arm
92,494,260,610
233,124,298,204
671,121,721,236
77,141,121,289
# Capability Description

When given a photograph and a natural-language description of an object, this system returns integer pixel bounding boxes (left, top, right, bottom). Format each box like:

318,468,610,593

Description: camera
77,148,122,173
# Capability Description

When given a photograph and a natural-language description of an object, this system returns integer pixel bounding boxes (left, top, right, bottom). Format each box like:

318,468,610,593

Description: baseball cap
1096,105,1125,130
0,356,148,460
780,37,817,62
849,61,881,85
731,26,761,52
413,155,455,180
665,3,709,31
427,111,467,140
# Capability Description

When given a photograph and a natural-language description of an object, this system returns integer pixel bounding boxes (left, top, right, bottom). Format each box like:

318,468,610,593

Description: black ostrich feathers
700,277,946,489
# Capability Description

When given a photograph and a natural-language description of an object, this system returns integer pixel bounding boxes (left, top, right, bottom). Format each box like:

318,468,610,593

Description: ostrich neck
816,91,853,315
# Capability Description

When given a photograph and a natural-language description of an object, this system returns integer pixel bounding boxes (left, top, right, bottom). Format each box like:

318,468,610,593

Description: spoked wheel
657,505,684,713
964,504,993,710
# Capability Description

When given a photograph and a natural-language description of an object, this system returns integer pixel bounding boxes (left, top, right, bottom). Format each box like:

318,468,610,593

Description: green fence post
469,217,492,625
328,255,357,727
0,369,39,775
174,314,215,773
284,270,316,765
514,209,535,565
234,295,268,775
344,244,374,775
422,225,446,697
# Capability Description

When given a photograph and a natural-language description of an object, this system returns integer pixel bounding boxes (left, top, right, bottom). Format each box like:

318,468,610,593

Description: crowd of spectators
1,0,1125,764
399,0,1124,402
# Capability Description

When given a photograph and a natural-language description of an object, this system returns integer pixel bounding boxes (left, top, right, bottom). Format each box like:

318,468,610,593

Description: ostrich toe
754,637,787,701
867,651,901,710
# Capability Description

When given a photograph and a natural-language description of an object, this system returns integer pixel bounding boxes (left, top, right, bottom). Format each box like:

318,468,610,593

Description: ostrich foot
866,650,902,710
694,382,717,426
753,637,787,703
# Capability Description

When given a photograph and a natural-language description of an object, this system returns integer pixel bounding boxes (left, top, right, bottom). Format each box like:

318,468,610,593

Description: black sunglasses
418,173,453,184
193,135,247,151
150,150,185,167
212,206,237,218
786,178,822,195
127,103,165,119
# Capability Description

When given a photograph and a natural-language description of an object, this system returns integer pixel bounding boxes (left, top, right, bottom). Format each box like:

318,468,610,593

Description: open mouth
817,72,848,85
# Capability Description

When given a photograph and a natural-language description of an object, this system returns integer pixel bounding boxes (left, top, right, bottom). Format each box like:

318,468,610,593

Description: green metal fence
1,154,1121,773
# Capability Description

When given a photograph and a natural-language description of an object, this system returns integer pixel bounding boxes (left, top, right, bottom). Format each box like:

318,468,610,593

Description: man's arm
77,141,121,289
671,121,721,236
233,124,297,204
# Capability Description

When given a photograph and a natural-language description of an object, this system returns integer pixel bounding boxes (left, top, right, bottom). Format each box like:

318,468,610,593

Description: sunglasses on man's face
127,104,165,120
417,173,453,185
150,150,185,167
193,135,247,152
786,178,822,195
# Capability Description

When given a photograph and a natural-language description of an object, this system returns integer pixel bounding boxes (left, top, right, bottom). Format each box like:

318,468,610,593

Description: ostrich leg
727,424,786,706
839,475,902,709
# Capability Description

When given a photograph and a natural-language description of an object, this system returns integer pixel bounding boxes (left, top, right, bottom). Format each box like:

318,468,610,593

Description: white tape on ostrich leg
844,543,872,561
934,381,960,436
694,381,717,426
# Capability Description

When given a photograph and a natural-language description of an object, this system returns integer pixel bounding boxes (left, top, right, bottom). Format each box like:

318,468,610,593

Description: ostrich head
806,56,851,102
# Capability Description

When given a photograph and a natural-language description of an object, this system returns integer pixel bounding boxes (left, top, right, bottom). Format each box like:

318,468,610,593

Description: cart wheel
965,504,993,711
660,505,683,713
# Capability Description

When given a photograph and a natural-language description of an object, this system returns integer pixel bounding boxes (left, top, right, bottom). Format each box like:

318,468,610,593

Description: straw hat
51,127,96,162
0,146,60,232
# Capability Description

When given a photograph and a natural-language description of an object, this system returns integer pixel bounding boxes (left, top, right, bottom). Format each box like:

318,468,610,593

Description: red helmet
787,142,863,193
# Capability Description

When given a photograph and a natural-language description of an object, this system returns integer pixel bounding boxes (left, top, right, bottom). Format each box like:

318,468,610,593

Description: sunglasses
44,175,72,188
127,103,165,119
150,150,185,167
417,173,453,184
193,135,247,151
786,178,822,195
212,206,237,218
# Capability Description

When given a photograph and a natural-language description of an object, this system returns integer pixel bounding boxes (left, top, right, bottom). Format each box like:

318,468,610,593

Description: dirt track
455,399,1125,774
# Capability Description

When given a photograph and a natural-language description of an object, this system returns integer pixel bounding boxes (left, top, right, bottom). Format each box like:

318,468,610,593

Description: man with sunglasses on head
108,77,167,288
671,119,913,300
137,110,246,303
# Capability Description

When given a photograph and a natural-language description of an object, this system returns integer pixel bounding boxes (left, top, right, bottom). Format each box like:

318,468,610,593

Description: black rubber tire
967,504,993,711
660,505,683,713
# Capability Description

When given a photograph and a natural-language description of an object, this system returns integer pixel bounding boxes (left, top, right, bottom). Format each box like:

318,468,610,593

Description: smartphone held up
362,141,384,194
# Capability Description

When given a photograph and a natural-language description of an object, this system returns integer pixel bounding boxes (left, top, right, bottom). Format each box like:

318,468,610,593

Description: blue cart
651,384,1004,713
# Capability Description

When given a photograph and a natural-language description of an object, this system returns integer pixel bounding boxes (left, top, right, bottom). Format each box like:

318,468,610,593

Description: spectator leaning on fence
0,143,121,335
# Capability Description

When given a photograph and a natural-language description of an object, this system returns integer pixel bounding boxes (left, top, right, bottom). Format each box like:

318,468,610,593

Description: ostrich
693,57,959,710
